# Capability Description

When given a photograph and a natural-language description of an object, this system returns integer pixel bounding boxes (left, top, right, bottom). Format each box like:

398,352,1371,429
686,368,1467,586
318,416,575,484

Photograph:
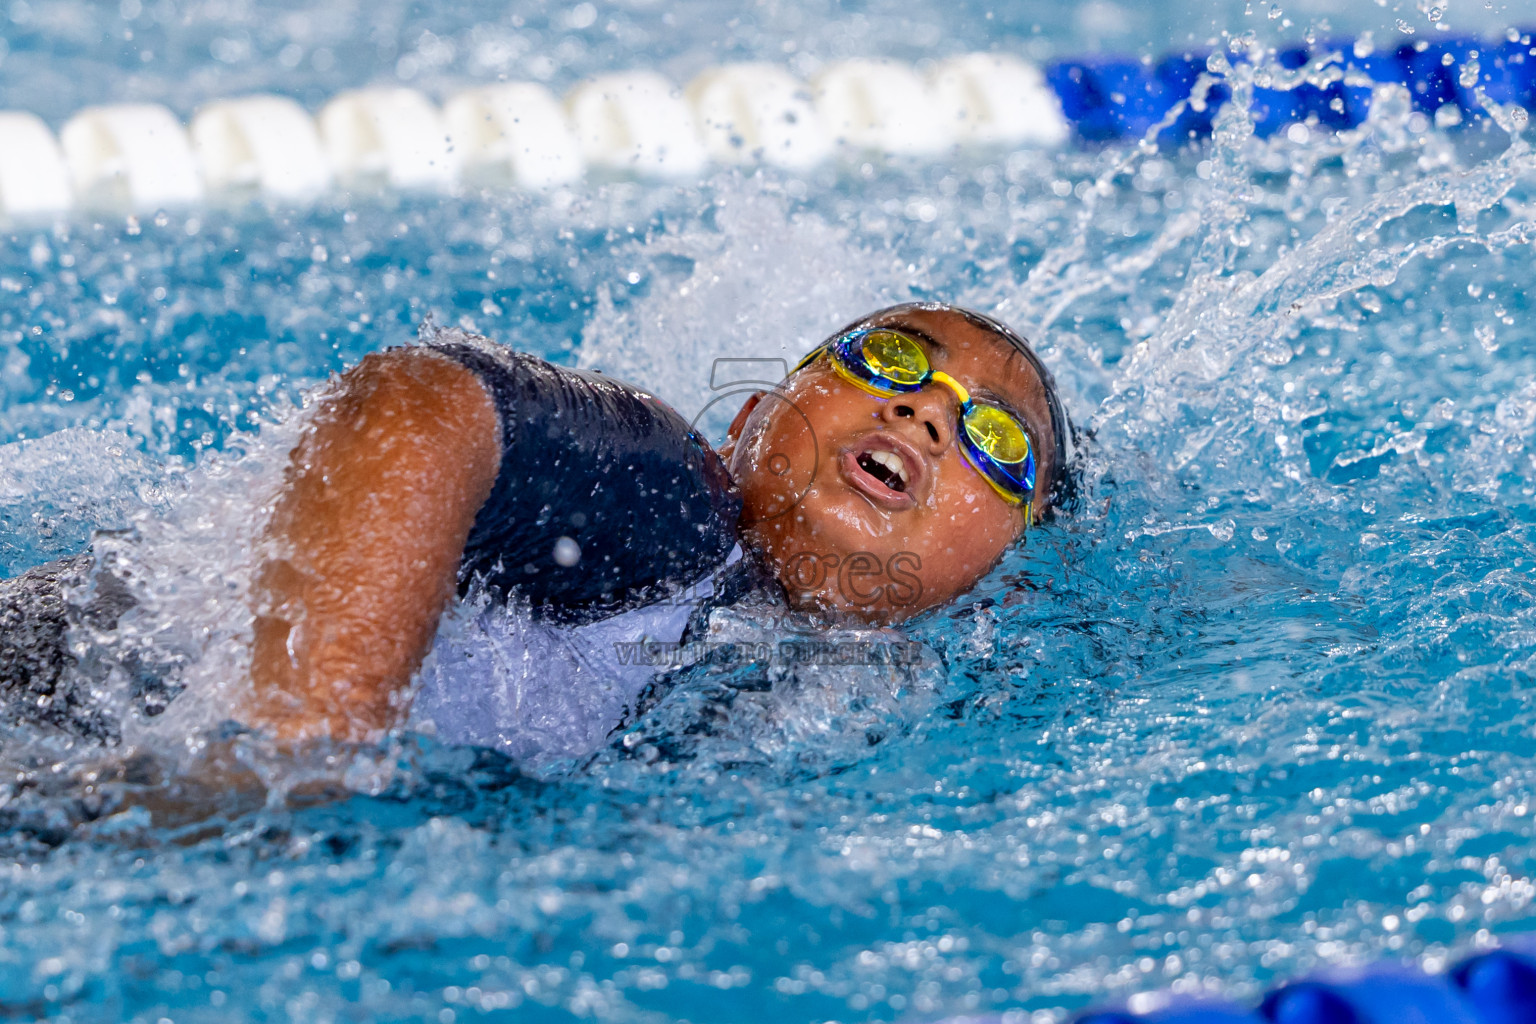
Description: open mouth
857,449,910,492
841,435,924,509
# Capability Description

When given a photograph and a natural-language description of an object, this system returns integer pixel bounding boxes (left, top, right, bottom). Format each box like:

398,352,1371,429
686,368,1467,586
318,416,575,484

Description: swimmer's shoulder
396,324,742,621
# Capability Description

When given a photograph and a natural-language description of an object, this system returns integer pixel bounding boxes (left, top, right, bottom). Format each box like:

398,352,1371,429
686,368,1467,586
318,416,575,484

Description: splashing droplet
552,536,581,567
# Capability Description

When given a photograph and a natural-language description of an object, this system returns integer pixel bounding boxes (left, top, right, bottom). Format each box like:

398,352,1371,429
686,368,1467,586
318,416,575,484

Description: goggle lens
859,330,930,388
963,405,1031,465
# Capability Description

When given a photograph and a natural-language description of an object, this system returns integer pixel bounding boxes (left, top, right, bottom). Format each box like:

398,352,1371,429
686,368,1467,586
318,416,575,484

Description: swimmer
244,301,1072,744
0,302,1072,753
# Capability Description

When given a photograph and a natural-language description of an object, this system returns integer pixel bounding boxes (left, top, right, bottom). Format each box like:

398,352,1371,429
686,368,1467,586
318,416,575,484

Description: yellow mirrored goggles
791,328,1037,506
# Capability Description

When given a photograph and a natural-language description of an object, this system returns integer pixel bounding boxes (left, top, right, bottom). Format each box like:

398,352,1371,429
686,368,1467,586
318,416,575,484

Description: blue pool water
5,0,1536,1021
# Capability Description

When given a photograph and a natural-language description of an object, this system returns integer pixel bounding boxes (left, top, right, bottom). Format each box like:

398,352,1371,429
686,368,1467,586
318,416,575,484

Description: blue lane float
1046,59,1178,142
1046,30,1536,145
1073,945,1536,1024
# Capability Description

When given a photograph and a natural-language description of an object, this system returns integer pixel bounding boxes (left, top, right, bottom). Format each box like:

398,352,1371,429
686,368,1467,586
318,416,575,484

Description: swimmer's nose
885,386,953,454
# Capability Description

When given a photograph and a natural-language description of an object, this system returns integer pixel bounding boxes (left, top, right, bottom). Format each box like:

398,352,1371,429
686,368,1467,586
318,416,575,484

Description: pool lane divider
0,30,1534,220
1066,941,1536,1024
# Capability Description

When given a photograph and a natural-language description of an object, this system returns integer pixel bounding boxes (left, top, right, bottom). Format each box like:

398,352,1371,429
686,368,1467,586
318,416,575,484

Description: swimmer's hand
248,349,500,743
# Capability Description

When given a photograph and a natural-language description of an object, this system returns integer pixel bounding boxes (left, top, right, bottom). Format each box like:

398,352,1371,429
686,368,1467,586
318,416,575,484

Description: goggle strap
930,370,970,407
790,346,824,375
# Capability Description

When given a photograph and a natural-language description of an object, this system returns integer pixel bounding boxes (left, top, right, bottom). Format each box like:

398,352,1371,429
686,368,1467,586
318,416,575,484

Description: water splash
3,30,1536,1024
575,179,916,437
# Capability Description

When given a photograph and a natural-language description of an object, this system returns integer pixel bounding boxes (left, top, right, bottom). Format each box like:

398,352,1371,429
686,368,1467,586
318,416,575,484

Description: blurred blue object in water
1396,36,1536,116
1077,1001,1264,1024
1260,966,1484,1024
1450,944,1536,1024
1154,51,1231,142
1048,58,1177,142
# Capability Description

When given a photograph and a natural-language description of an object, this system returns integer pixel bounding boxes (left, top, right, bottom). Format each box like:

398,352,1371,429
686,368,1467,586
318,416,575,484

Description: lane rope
4,28,1536,1024
1,30,1532,218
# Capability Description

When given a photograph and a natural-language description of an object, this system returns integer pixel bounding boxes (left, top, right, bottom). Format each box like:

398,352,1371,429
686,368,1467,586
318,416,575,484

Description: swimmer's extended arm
247,350,500,743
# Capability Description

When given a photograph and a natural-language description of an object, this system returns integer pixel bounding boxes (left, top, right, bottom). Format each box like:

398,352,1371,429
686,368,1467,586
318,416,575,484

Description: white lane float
565,71,709,178
930,53,1070,147
814,59,957,156
444,82,585,189
59,103,204,210
318,88,457,191
190,95,333,201
0,112,73,217
0,51,1097,220
686,62,833,171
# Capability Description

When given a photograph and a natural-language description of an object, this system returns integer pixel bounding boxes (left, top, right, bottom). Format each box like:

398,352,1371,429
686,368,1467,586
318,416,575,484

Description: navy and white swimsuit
426,327,740,619
410,325,746,763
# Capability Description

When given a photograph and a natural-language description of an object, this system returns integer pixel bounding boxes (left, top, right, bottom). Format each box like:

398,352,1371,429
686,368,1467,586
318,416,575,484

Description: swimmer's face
721,305,1059,624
